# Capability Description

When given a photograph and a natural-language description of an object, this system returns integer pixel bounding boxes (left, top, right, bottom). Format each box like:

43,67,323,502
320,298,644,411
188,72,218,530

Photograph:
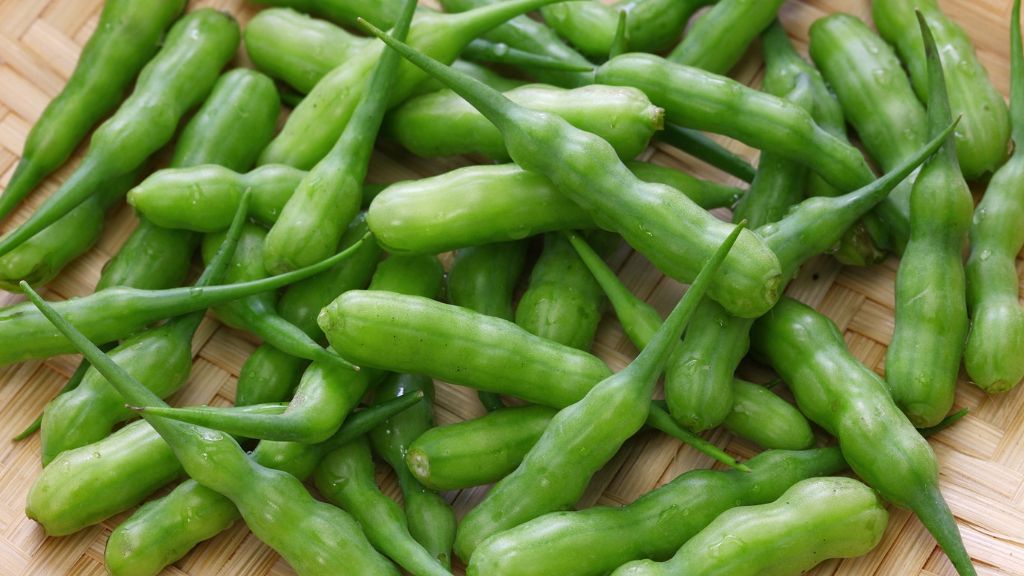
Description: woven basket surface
1,0,1022,574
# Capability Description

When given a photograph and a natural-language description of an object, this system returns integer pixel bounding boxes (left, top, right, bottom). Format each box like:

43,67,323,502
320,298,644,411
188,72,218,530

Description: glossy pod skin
467,447,846,576
314,438,452,576
809,13,927,253
361,30,781,318
540,0,711,57
245,8,370,93
0,170,137,290
259,0,570,170
750,298,975,576
104,392,424,576
612,477,887,576
0,9,240,259
874,0,1010,180
965,1,1024,393
0,236,371,365
97,67,280,295
515,232,614,351
596,53,875,194
255,0,406,29
371,373,457,569
262,0,417,275
22,284,401,576
0,0,185,219
453,226,742,560
407,405,558,491
667,0,785,75
368,162,741,255
886,16,973,427
565,232,815,451
439,0,594,88
200,225,352,369
128,165,305,232
388,84,664,161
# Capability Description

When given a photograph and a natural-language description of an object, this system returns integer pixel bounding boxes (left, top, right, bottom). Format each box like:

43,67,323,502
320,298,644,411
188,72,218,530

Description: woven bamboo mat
1,0,1022,574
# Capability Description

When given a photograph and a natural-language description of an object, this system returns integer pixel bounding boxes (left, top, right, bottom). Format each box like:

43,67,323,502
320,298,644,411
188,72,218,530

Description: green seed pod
0,9,240,259
259,0,570,169
750,298,975,576
596,52,875,194
611,477,887,576
0,0,185,219
389,83,663,161
873,0,1010,180
541,0,712,57
667,0,785,74
722,380,814,450
467,447,846,576
245,8,370,93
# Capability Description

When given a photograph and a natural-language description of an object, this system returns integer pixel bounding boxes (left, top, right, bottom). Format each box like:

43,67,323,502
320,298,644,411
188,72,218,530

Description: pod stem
649,402,750,472
908,486,977,576
917,10,957,166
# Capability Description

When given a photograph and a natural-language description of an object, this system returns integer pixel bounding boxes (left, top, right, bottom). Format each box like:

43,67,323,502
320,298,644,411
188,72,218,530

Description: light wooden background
1,0,1022,574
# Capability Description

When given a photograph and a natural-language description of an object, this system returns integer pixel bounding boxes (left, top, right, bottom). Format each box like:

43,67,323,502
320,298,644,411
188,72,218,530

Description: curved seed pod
0,170,137,290
38,195,249,464
809,13,927,253
873,0,1010,180
315,438,452,576
964,0,1024,393
0,9,240,259
515,232,616,351
541,0,712,57
97,67,281,291
667,0,784,74
22,284,400,576
886,14,973,427
245,8,371,93
359,28,779,316
0,235,372,365
452,225,743,560
0,0,185,220
262,0,416,274
128,165,305,233
722,380,814,450
596,52,875,194
105,392,423,576
388,83,663,161
368,163,740,255
468,447,846,576
371,374,457,568
259,0,570,169
750,298,976,576
200,224,355,369
439,0,594,87
612,477,887,576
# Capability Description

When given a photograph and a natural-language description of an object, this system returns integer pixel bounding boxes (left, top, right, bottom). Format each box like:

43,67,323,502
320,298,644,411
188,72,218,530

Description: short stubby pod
611,477,888,576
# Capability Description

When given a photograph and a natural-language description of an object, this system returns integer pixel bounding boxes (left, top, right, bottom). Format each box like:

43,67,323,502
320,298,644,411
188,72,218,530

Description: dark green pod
0,0,185,219
449,241,528,322
388,83,663,161
596,52,875,194
255,0,407,29
873,0,1010,180
667,0,784,74
612,477,887,576
0,9,240,259
467,447,846,576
